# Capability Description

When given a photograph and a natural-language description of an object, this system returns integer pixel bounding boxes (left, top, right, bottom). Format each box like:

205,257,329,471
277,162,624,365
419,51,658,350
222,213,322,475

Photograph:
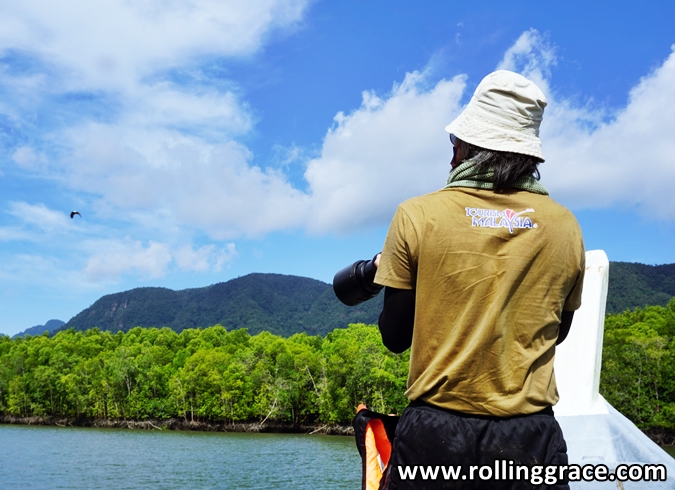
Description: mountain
13,319,65,339
43,261,675,338
61,273,383,337
607,262,675,314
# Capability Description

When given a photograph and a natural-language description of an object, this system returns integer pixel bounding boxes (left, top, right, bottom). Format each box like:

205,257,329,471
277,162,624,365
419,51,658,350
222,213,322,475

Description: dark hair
458,139,543,193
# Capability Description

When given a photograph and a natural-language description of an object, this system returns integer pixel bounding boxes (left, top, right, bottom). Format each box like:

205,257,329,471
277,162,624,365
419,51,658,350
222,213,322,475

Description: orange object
354,405,399,490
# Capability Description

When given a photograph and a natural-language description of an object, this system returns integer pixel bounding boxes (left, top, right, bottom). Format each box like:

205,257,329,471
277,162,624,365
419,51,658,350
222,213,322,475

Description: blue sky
1,0,675,336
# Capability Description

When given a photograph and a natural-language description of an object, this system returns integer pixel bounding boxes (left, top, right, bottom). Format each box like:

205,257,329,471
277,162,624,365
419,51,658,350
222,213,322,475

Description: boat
555,250,675,488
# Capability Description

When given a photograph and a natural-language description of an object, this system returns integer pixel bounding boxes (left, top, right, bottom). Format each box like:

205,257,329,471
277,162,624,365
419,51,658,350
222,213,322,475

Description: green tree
320,323,408,424
601,298,675,429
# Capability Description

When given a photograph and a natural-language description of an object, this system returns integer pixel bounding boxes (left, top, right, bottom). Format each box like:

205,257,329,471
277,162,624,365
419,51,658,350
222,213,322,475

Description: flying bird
70,211,81,219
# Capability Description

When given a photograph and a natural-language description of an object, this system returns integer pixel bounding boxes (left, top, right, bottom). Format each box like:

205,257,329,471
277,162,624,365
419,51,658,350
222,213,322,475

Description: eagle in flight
70,211,81,219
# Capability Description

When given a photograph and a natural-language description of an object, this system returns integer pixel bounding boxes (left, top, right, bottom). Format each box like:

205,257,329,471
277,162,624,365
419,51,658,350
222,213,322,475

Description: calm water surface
0,424,360,490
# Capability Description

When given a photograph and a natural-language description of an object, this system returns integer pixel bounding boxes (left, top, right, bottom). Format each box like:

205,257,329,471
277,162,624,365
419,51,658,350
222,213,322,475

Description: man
373,70,585,489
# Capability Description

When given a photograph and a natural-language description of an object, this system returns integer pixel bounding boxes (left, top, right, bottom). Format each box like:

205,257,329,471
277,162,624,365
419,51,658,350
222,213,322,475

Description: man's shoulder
505,192,582,231
398,188,467,208
399,188,570,211
394,189,465,222
530,194,580,223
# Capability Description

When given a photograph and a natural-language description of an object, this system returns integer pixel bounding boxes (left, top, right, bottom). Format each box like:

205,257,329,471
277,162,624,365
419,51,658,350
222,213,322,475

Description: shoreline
0,415,354,436
4,414,674,448
643,428,675,447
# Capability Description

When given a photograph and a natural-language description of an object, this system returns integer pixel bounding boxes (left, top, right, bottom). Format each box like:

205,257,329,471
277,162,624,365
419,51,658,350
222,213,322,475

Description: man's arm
557,310,574,345
378,287,415,353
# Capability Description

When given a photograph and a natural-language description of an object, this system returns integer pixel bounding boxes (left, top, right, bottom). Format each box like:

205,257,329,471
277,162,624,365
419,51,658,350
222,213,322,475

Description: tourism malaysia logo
465,207,537,233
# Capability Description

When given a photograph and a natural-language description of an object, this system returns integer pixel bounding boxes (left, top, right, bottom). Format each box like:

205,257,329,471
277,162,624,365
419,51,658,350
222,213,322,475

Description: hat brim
445,109,544,161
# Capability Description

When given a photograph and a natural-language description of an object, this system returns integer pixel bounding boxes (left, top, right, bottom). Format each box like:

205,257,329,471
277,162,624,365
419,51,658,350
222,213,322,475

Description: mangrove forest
1,296,675,434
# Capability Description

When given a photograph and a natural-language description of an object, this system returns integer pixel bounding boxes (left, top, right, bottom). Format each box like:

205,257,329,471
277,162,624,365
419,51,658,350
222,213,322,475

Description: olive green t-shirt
375,187,585,416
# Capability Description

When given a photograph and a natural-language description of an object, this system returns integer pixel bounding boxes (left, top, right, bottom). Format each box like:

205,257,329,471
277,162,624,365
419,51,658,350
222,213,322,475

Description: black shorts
381,400,569,490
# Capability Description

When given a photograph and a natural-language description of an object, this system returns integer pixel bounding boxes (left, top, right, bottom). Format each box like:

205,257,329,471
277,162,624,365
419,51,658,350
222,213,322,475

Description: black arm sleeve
377,287,415,353
556,310,574,345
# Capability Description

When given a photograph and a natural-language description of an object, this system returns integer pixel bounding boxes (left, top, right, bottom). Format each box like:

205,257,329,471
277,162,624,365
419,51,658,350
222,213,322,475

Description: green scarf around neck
445,160,549,195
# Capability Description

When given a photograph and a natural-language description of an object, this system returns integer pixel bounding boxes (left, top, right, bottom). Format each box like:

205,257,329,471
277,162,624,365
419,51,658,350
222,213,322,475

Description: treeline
600,297,675,430
3,298,675,432
0,324,407,425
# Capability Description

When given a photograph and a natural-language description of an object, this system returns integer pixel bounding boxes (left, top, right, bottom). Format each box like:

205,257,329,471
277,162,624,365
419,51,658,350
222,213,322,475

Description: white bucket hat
445,70,547,161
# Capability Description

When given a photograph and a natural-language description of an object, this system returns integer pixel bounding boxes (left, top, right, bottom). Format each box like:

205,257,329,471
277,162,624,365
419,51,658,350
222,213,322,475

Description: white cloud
127,83,253,137
11,146,47,170
7,201,72,232
61,124,310,239
0,253,79,285
84,240,172,281
271,143,311,169
1,201,236,283
0,227,30,242
0,0,310,90
82,238,237,281
1,0,314,242
497,29,556,94
304,70,467,233
174,243,236,272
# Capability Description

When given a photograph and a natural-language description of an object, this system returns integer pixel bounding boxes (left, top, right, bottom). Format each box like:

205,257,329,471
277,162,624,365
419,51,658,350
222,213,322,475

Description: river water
0,425,361,489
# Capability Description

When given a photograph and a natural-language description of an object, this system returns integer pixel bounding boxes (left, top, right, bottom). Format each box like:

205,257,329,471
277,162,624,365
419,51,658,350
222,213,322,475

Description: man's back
376,187,585,416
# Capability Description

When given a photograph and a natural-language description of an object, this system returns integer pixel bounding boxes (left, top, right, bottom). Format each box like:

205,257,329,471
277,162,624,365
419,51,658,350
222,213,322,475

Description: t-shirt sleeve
563,239,586,311
375,205,419,290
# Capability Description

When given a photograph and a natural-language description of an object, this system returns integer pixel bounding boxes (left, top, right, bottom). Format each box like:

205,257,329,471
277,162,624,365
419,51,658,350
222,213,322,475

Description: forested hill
61,273,383,337
13,319,65,339
607,262,675,314
49,261,675,337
